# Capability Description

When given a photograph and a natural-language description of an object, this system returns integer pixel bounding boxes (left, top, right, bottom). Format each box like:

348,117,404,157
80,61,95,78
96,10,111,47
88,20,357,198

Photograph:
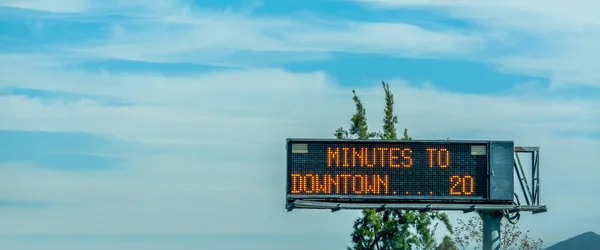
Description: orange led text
290,173,389,194
327,147,412,168
426,147,450,168
450,175,475,195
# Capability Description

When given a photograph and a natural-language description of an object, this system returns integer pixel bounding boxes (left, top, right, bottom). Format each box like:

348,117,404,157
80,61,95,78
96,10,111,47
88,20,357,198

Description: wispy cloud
1,0,90,13
0,1,485,66
350,0,599,30
70,13,483,65
6,0,598,88
348,0,600,87
1,55,598,146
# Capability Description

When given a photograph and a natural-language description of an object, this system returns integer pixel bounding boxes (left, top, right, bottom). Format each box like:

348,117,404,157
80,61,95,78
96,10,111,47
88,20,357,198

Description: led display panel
286,139,506,204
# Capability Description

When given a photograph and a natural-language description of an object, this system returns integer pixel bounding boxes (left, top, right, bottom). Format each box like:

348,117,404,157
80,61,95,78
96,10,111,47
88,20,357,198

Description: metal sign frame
285,139,546,215
285,138,517,207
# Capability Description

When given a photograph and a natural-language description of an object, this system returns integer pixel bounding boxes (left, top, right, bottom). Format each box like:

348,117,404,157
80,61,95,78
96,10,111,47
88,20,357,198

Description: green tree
453,214,543,250
437,236,458,250
340,82,453,250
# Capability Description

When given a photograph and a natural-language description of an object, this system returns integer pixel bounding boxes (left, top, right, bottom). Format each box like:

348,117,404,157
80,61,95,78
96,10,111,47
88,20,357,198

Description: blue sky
0,0,599,249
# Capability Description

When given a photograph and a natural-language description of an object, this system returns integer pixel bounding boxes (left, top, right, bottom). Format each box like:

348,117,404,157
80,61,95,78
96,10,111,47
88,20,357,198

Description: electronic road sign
286,139,514,204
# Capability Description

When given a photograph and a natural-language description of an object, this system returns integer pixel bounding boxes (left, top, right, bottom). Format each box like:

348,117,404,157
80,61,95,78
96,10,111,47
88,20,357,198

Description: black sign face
286,139,497,203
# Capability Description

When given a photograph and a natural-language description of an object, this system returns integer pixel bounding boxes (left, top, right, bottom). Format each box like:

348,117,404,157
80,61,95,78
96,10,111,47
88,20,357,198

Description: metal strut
513,147,544,214
514,152,533,205
503,146,544,225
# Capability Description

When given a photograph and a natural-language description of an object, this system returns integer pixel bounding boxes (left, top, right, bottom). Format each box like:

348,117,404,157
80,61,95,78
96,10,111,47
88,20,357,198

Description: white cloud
0,55,599,249
67,14,481,65
3,0,599,86
1,0,485,65
0,0,90,13
1,56,598,147
351,0,600,30
8,0,598,87
349,0,600,87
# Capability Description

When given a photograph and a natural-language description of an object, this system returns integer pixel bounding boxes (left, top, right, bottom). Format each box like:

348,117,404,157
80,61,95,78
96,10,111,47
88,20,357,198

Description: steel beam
287,200,547,213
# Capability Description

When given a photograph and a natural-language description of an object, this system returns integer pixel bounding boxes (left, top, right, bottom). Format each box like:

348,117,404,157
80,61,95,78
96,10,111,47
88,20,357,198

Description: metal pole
480,211,503,250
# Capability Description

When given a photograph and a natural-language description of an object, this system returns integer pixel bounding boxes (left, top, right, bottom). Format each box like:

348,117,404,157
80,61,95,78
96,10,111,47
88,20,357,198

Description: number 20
450,175,474,195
